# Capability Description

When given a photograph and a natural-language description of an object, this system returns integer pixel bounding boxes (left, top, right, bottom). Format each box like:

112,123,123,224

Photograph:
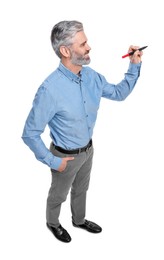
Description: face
68,31,91,66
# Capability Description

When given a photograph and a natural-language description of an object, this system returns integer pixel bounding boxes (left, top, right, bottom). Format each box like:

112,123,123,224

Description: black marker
122,46,148,58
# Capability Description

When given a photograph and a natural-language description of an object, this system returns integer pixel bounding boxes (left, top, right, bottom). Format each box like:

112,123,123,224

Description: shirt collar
58,62,83,83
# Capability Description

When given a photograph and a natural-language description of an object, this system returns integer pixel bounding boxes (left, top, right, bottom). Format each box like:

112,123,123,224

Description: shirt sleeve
21,85,62,170
102,62,142,100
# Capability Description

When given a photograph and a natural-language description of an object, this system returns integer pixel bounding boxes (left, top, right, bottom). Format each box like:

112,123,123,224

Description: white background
1,0,164,259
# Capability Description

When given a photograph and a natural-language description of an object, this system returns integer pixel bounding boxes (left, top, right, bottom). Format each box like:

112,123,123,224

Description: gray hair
50,20,83,58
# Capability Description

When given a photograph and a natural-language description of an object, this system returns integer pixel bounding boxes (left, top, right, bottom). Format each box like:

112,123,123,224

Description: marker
122,46,148,58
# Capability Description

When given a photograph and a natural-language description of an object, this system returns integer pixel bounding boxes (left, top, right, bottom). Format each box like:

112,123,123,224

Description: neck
61,59,82,75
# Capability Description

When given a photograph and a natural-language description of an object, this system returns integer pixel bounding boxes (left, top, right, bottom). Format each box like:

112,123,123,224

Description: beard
69,49,91,66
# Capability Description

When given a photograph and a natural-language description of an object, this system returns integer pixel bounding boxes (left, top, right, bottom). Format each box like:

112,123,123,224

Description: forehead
72,31,88,44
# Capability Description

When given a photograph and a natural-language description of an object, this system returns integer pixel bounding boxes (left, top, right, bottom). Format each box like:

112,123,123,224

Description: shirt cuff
44,151,62,170
129,61,142,70
128,62,142,77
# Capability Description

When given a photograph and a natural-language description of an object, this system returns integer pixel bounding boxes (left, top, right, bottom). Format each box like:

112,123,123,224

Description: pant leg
71,145,94,225
46,142,87,228
46,168,74,228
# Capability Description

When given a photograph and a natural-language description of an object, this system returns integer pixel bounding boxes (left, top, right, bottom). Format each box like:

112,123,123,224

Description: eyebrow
80,40,87,46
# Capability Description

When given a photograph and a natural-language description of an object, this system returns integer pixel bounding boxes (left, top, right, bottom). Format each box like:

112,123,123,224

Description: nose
86,43,91,51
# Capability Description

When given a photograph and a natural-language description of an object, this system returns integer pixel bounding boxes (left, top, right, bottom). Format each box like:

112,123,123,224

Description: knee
47,191,68,205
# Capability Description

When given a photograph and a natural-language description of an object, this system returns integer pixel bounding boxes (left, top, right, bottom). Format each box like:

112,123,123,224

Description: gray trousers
46,142,94,228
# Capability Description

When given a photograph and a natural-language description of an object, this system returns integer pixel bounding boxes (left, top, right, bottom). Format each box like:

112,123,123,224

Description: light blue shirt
22,62,141,170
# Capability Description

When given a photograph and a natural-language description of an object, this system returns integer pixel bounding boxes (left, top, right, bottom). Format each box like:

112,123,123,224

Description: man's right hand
128,45,143,64
57,157,74,172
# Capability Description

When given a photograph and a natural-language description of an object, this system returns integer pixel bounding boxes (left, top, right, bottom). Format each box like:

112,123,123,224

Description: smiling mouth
85,54,90,60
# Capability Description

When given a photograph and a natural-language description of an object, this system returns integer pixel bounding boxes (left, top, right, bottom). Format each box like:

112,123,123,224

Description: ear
59,46,71,58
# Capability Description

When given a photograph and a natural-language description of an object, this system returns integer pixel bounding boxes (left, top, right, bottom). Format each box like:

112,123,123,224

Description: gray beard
70,50,91,66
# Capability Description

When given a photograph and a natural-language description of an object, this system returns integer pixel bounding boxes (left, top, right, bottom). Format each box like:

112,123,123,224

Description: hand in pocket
57,157,74,172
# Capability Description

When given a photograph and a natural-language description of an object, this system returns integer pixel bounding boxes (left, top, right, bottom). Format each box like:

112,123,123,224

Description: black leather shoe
72,220,102,233
47,223,71,242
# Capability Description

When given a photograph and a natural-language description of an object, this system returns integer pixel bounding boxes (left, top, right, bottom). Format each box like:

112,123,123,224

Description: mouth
85,54,90,60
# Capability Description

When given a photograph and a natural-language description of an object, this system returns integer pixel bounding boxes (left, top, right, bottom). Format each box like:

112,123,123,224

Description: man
22,20,143,243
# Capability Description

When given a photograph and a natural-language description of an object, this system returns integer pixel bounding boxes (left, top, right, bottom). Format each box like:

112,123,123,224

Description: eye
81,41,87,47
